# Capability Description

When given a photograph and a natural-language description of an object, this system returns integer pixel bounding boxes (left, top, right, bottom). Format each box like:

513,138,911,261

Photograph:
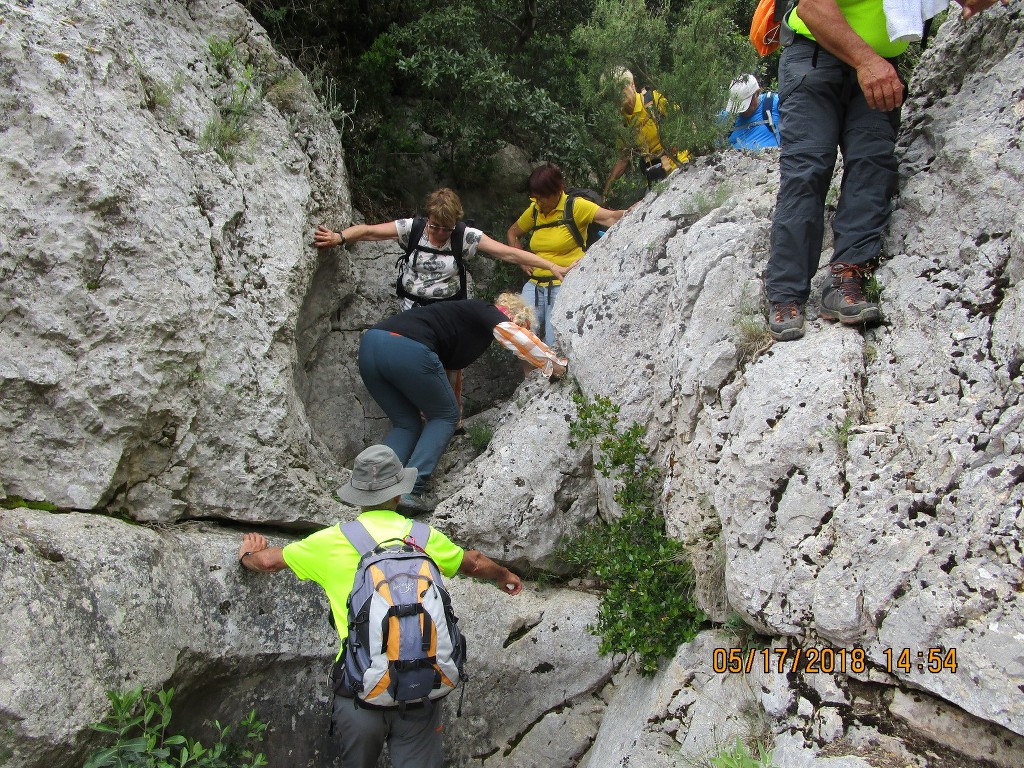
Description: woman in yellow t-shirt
506,163,625,347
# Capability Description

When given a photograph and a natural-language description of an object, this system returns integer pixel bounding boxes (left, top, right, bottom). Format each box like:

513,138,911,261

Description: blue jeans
767,38,900,304
358,330,458,493
521,280,561,347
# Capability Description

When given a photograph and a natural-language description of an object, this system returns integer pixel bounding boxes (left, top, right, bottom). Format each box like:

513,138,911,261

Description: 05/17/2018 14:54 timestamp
712,646,958,675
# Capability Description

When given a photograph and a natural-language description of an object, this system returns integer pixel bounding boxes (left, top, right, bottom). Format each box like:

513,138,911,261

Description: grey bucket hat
337,445,417,507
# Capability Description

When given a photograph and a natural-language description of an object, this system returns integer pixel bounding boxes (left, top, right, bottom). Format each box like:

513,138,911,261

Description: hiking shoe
768,301,805,341
398,493,435,516
820,262,881,325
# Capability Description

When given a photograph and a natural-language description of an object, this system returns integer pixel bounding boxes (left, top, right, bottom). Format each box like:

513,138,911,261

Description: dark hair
527,163,565,197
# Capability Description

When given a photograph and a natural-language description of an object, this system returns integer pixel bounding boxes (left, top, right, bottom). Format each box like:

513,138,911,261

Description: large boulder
0,507,617,768
2,0,1022,766
0,0,352,526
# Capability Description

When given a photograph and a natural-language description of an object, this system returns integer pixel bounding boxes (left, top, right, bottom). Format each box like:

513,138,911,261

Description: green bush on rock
85,687,268,768
561,391,705,675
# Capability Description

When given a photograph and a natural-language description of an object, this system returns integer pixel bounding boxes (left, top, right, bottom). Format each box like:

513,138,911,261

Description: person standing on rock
358,293,567,515
765,0,1006,342
237,444,522,768
315,187,567,430
602,68,691,199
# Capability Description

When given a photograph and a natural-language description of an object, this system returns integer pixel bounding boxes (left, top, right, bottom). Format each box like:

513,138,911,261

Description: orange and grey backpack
332,519,467,711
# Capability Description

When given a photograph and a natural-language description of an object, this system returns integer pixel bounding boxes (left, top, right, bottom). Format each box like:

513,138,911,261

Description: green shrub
84,686,268,768
560,392,705,675
709,738,777,768
466,422,494,453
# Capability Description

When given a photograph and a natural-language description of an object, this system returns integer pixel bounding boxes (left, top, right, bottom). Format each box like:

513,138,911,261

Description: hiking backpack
332,519,467,710
735,93,781,146
396,216,469,304
749,0,797,56
525,188,605,253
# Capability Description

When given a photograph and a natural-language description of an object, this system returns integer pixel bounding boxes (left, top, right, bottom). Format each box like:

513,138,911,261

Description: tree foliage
242,0,760,216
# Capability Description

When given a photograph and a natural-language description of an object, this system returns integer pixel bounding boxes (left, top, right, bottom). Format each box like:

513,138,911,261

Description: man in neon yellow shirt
767,0,1006,341
603,68,690,198
237,445,522,768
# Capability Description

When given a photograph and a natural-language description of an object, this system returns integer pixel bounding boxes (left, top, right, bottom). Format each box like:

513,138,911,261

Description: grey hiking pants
331,695,443,768
766,37,901,305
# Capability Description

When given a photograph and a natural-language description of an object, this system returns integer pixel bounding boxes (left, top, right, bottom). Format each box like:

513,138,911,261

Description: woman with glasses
314,188,567,309
314,188,566,431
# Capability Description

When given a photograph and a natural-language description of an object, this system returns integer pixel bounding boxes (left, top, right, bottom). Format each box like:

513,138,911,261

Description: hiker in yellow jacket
603,67,690,198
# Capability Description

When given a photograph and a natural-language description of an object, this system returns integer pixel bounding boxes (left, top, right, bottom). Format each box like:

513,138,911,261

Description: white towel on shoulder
883,0,949,42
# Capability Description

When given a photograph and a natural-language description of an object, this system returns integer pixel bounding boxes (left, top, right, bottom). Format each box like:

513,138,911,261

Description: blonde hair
495,292,536,328
423,188,464,229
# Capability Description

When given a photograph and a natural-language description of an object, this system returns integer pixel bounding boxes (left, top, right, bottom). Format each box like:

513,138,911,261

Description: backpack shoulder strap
641,89,661,125
762,93,781,142
451,222,466,265
339,519,378,556
406,520,431,550
403,217,428,262
562,195,585,250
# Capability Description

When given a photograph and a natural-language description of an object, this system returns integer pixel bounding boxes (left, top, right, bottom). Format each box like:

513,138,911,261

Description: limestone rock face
0,508,615,768
2,0,1023,767
0,0,354,526
547,7,1024,762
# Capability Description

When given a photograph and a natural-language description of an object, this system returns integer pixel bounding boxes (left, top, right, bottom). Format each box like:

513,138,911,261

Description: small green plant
207,37,237,75
560,392,705,675
709,738,777,768
264,70,305,114
142,77,171,110
734,307,773,363
310,69,357,133
202,63,263,162
84,686,268,768
864,275,882,304
825,415,855,452
466,422,493,453
693,184,732,217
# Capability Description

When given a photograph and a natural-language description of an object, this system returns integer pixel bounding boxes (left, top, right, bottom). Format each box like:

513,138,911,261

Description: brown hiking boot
820,262,881,325
768,301,805,341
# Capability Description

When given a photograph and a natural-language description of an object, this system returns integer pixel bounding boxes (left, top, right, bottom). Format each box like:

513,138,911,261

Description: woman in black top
357,294,566,514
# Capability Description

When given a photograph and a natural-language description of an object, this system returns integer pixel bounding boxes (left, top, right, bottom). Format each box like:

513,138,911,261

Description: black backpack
525,188,605,252
396,216,468,304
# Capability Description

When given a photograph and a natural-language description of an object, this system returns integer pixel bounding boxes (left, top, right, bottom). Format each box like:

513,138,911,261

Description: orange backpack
749,0,785,56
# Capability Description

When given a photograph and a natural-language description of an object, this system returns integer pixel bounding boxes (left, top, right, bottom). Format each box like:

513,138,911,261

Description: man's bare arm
458,549,522,595
237,533,289,573
798,0,904,111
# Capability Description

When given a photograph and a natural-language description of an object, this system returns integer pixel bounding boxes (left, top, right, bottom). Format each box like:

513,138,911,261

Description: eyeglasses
426,222,454,233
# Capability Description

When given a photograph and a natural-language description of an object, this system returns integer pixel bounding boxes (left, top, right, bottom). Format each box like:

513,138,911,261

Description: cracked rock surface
1,1,1022,767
